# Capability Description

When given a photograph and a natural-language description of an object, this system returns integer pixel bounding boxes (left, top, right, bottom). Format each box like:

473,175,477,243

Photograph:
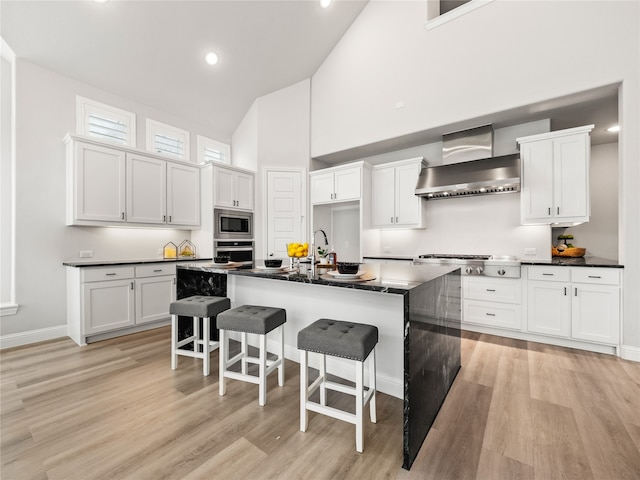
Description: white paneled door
266,169,305,259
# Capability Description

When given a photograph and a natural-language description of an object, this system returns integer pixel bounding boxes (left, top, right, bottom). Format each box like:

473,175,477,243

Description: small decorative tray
552,247,586,258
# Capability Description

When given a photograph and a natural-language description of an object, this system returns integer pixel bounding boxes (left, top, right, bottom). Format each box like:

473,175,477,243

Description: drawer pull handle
542,273,554,276
486,289,496,292
588,275,601,279
486,313,496,316
105,273,116,276
153,269,163,272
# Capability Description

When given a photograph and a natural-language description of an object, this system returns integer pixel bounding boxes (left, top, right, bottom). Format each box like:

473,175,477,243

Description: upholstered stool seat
298,318,378,453
170,295,230,376
218,305,287,406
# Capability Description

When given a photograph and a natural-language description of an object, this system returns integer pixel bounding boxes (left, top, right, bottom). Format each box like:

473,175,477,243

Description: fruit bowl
286,243,309,258
552,246,586,257
337,262,360,274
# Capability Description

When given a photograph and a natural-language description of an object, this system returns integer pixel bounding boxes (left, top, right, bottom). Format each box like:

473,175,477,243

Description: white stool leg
369,349,377,423
258,333,267,406
319,353,327,406
278,325,285,387
219,329,226,396
193,316,200,354
202,316,210,376
300,350,308,432
355,359,364,453
241,332,248,375
171,314,178,370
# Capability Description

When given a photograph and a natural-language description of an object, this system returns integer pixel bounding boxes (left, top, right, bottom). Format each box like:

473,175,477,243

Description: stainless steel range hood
415,125,521,199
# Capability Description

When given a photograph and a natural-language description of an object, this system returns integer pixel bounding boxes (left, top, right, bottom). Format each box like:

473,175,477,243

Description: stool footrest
305,401,356,425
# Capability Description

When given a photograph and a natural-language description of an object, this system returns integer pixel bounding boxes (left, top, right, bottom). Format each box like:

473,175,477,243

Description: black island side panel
175,268,227,342
403,269,461,470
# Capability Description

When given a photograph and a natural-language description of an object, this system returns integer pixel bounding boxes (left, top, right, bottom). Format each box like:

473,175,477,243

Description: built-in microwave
214,208,253,239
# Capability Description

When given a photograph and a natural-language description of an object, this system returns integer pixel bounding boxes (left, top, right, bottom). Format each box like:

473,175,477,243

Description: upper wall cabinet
65,134,200,229
213,165,254,211
310,163,362,205
371,157,425,228
517,125,594,226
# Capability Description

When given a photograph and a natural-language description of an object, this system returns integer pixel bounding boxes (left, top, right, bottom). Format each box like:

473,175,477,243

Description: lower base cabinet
526,266,620,346
462,277,522,331
68,263,176,345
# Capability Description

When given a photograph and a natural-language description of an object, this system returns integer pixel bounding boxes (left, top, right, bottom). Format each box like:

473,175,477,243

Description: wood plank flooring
2,328,639,479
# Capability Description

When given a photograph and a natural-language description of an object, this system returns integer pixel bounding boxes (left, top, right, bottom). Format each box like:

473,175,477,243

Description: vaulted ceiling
1,0,368,142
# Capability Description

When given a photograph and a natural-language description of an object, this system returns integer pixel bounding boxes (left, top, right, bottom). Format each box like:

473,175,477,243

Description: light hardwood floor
1,328,639,479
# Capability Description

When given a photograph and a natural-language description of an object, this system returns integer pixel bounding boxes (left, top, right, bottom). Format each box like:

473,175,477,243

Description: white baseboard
620,344,640,362
0,325,67,350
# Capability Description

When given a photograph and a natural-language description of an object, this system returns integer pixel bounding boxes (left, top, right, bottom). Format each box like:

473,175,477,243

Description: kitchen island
177,261,461,469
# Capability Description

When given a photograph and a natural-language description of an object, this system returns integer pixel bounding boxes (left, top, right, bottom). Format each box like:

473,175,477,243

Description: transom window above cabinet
146,119,190,161
197,135,230,165
76,96,136,147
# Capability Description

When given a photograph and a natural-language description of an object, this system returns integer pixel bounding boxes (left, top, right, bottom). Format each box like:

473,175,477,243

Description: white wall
1,59,215,338
310,0,640,354
566,142,619,259
232,79,311,259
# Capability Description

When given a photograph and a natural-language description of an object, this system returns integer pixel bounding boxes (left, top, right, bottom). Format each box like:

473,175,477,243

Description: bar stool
170,295,230,376
298,318,378,453
217,305,287,406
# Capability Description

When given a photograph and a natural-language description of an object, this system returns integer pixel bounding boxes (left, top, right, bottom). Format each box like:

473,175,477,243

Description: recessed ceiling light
94,0,109,3
320,0,332,8
606,125,620,133
205,52,219,66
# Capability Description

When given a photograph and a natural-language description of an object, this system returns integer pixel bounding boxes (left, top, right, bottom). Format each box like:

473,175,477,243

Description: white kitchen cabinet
310,164,361,204
213,164,254,210
127,153,166,224
526,266,620,345
517,125,593,226
134,264,176,325
372,158,424,228
68,140,126,224
81,267,136,335
462,276,522,331
66,134,200,228
67,263,178,345
167,162,201,225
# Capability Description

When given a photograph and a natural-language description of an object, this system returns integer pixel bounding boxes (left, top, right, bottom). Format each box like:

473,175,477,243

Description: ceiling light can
205,52,219,66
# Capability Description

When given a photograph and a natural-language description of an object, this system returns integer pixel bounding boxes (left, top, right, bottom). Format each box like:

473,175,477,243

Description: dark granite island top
177,262,461,470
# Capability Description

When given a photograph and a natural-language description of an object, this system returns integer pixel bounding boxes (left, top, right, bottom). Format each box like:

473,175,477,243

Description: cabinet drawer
463,277,521,304
527,266,570,282
571,268,620,285
135,263,177,278
82,266,135,283
463,300,522,330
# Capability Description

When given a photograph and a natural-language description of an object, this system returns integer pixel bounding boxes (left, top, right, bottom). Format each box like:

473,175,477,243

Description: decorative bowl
337,262,360,274
264,258,283,268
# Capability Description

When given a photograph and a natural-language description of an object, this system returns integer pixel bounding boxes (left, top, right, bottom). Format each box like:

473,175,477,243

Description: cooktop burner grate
418,254,491,260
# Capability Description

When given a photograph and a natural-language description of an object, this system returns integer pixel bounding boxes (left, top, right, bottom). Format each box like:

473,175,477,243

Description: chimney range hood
415,125,521,199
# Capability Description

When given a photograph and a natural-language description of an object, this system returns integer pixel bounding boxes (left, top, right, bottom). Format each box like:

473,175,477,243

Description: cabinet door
74,142,126,222
167,163,200,226
135,276,176,324
214,166,235,208
235,171,254,210
310,172,335,204
334,167,361,201
571,284,619,345
126,153,166,224
527,280,571,337
553,134,589,221
520,140,553,224
394,163,422,226
371,167,395,226
83,279,135,334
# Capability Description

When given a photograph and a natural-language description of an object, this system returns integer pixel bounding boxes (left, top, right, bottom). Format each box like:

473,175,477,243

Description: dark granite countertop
178,262,459,294
63,257,213,267
520,256,623,268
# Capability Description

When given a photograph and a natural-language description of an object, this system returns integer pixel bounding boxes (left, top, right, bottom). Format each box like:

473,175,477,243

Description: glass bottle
327,248,337,266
